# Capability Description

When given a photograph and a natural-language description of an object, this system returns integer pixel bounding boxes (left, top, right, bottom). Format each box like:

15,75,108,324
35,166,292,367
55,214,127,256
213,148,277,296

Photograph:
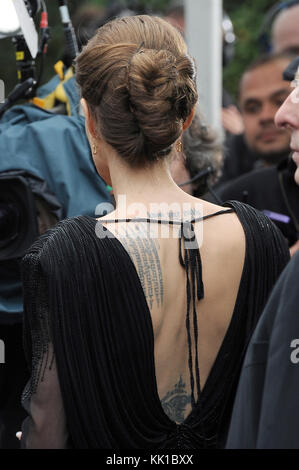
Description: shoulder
21,215,132,300
202,199,289,271
201,198,272,240
199,200,246,273
224,199,282,234
225,199,287,243
226,200,290,272
21,216,97,273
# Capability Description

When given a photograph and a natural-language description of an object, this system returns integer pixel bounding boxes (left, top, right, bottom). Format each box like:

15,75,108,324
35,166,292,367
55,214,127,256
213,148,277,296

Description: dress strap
178,219,203,411
98,208,234,225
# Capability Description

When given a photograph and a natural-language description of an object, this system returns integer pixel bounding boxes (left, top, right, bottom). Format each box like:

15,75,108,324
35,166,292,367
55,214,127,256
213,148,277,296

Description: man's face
275,69,299,185
239,59,291,158
271,5,299,54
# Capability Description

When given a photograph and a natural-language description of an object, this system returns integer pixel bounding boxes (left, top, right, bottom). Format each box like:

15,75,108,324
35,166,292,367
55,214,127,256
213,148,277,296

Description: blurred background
0,0,280,100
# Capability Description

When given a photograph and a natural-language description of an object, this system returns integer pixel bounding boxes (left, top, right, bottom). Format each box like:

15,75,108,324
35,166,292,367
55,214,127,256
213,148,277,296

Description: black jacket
226,252,299,449
217,133,289,187
206,158,299,246
216,134,257,186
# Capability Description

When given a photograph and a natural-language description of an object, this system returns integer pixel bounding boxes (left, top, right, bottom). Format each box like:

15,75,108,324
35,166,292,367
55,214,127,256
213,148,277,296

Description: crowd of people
1,0,299,450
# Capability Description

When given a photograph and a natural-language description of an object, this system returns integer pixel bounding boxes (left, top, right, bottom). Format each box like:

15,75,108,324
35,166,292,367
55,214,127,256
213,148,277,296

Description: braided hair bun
76,15,198,167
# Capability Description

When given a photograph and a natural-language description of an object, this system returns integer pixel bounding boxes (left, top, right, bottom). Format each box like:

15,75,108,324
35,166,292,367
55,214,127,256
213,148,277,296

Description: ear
80,98,98,139
182,106,196,132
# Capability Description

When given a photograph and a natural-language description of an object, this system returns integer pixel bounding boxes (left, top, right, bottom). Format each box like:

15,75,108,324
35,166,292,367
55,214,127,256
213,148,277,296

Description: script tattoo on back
161,376,191,423
119,222,163,309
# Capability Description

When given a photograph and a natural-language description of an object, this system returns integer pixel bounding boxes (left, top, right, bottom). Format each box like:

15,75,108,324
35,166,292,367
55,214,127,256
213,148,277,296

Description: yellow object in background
31,61,74,116
16,51,25,61
54,60,65,81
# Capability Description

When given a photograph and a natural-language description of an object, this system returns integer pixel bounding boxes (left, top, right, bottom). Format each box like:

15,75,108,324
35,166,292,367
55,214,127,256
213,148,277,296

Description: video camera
0,171,64,261
0,0,78,115
0,0,80,262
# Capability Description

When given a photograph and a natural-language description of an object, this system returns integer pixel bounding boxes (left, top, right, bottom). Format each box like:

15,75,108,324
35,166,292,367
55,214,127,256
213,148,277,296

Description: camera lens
0,203,19,243
0,174,41,260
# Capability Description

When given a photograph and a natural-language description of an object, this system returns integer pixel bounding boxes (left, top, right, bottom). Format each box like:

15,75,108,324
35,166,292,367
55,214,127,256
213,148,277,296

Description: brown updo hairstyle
75,15,198,167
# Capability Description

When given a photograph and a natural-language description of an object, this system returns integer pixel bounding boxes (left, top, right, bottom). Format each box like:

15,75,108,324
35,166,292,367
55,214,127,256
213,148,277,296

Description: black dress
20,201,289,449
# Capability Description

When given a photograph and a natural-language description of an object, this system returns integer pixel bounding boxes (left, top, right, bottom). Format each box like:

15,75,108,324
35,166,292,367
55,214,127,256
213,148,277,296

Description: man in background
226,60,299,447
271,3,299,54
206,55,299,256
164,1,184,33
219,52,294,184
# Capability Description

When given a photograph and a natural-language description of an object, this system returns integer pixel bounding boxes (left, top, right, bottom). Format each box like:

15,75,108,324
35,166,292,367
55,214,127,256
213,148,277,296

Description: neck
108,152,193,214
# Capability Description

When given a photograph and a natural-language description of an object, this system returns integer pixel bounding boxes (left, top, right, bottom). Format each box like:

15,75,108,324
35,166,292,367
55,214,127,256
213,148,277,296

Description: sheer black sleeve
20,249,69,449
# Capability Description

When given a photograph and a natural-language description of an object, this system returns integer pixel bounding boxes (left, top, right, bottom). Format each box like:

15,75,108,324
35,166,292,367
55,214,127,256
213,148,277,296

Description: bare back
100,199,246,424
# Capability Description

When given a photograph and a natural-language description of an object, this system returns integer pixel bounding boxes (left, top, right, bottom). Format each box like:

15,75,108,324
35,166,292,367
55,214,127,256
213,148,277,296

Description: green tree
0,0,280,103
0,0,173,97
223,0,278,100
